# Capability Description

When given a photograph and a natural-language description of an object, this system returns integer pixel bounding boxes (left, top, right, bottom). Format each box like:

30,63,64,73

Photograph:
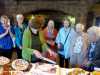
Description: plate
68,68,89,75
11,71,24,75
36,63,56,73
0,56,10,65
12,59,29,71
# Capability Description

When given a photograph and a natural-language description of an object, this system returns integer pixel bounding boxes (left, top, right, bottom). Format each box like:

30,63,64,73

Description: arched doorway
24,9,76,30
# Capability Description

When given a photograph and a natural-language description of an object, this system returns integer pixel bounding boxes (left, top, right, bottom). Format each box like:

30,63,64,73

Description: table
0,63,56,75
0,63,100,75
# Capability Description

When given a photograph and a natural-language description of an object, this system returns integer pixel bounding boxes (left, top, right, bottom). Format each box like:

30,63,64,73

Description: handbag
59,28,71,51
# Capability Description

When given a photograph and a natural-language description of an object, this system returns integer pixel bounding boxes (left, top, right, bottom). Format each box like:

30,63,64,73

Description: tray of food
0,56,10,65
67,68,90,75
36,63,56,73
12,59,29,71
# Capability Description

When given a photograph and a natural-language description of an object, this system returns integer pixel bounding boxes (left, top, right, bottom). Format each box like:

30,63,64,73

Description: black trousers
0,48,13,59
58,53,70,68
16,47,22,59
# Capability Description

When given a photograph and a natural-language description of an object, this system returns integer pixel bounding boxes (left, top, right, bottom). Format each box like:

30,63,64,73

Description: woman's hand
57,43,62,49
47,40,55,46
0,28,9,39
86,61,91,66
5,28,9,34
33,50,42,58
19,46,22,49
48,49,56,57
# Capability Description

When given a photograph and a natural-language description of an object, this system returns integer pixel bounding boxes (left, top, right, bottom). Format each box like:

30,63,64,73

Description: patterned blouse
74,36,83,53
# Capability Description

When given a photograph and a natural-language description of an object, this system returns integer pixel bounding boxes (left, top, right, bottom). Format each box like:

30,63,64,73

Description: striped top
88,42,96,62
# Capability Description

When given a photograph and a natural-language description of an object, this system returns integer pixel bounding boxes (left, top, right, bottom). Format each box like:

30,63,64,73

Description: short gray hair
87,26,100,39
76,23,85,31
16,14,24,20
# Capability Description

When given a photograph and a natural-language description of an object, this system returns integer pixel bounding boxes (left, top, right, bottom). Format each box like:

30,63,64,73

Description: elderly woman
43,20,57,61
87,26,100,68
22,15,48,62
0,15,13,59
56,18,77,68
70,23,89,67
14,14,27,59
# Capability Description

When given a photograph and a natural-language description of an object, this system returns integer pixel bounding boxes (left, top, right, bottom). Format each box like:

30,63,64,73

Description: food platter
0,56,10,65
36,63,56,73
12,59,29,71
10,71,24,75
67,68,90,75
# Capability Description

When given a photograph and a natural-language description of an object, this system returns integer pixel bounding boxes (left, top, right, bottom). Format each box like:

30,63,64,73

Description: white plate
0,56,10,65
12,59,29,71
94,67,100,71
36,63,56,73
11,71,24,75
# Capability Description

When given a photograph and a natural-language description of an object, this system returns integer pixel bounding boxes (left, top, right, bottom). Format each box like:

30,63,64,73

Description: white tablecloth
24,63,56,75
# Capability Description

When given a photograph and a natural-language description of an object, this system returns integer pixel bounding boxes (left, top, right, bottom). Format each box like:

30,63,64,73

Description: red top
43,27,57,50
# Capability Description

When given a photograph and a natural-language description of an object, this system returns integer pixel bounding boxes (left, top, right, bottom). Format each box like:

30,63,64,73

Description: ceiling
14,0,100,5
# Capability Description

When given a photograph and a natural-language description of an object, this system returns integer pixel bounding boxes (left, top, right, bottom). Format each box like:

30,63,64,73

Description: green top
22,27,48,62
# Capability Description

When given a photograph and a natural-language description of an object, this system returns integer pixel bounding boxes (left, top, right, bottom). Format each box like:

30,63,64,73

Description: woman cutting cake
22,15,49,62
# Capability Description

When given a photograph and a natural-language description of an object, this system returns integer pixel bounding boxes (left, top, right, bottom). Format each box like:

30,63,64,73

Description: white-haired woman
14,14,27,59
0,15,13,59
70,23,89,67
87,26,100,68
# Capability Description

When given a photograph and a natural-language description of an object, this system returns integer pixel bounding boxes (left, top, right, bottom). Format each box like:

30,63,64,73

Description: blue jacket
88,39,100,67
56,27,77,59
14,24,26,48
0,23,13,50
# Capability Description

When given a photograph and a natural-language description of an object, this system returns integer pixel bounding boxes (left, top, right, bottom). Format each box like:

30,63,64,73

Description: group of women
0,14,100,69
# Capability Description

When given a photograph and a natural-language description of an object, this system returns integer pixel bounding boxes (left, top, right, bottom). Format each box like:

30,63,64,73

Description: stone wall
0,0,98,24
